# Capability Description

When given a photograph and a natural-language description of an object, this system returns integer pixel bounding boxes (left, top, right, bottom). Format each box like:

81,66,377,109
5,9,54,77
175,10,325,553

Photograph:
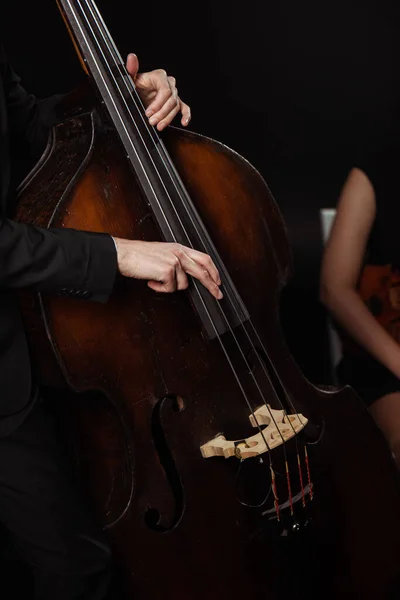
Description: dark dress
336,141,400,406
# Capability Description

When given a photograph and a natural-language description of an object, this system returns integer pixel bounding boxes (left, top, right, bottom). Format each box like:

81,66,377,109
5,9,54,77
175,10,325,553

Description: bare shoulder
321,167,377,288
334,166,376,232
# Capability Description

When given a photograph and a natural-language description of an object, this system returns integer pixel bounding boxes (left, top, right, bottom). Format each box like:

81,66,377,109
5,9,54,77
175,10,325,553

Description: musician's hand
126,53,191,131
113,239,223,300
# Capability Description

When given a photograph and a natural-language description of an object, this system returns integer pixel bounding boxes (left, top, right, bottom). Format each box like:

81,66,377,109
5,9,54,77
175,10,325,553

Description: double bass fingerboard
56,0,250,340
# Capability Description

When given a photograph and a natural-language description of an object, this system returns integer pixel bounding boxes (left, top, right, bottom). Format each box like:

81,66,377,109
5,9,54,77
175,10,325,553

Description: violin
15,1,400,598
340,263,400,357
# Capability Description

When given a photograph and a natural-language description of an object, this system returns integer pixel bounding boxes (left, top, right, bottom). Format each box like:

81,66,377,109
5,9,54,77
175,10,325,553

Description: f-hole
144,394,186,532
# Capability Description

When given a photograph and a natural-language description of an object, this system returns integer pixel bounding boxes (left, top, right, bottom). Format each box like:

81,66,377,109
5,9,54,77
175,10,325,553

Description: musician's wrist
113,237,133,277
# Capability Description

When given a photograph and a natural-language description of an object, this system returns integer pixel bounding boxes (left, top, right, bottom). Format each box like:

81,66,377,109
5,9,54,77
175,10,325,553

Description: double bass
14,1,400,598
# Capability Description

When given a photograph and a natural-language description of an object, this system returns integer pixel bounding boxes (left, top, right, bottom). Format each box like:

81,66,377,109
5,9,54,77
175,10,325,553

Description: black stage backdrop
1,0,400,385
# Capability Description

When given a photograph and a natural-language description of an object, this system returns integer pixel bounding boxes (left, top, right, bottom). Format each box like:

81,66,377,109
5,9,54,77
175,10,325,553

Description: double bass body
15,50,400,600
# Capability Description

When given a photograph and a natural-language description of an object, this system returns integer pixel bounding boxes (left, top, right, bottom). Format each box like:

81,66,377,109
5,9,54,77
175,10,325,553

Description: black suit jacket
0,48,117,431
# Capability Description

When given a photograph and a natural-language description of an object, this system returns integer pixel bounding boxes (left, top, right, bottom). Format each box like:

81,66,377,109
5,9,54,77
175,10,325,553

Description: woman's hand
126,53,191,131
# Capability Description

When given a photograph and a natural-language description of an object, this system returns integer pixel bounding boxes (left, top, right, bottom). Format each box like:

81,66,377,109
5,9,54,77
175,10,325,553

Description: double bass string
76,0,285,439
83,0,309,510
83,0,295,434
69,3,281,507
79,0,306,512
74,0,308,512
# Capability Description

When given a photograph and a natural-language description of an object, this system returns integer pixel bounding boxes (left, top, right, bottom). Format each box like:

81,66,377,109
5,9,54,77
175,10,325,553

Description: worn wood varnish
15,101,400,599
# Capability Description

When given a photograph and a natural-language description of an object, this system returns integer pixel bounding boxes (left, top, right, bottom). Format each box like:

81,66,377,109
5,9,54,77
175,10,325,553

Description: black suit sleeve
3,57,64,160
0,52,118,302
0,219,117,303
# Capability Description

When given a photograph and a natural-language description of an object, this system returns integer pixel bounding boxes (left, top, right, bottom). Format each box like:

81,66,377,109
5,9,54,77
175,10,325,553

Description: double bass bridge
200,405,308,460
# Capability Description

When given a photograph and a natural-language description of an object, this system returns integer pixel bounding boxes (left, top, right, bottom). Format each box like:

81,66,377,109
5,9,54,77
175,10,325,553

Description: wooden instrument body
339,263,400,359
15,104,400,599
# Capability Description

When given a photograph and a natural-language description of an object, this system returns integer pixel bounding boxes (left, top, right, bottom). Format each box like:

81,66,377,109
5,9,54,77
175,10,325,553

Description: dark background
2,0,400,385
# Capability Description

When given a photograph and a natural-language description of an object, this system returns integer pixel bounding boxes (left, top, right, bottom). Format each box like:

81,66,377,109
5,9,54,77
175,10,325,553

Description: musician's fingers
148,258,179,292
147,268,188,293
175,262,190,290
180,100,191,127
148,280,173,293
149,95,180,130
144,74,175,117
184,248,221,285
155,103,181,131
178,251,223,300
125,53,140,80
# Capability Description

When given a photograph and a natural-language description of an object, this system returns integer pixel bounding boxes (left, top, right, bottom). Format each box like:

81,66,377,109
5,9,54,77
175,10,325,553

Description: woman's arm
320,167,400,378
